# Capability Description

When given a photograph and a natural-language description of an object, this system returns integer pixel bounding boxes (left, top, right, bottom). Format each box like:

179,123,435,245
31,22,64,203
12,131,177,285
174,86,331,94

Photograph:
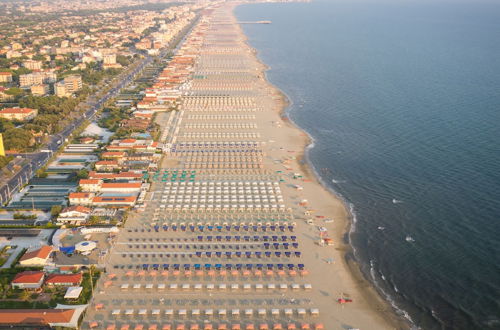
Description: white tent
75,241,97,252
64,286,82,299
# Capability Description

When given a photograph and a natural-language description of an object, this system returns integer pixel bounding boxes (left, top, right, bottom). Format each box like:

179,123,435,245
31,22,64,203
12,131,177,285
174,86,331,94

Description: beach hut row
89,322,325,330
186,115,256,120
184,124,257,129
103,307,319,318
116,282,312,292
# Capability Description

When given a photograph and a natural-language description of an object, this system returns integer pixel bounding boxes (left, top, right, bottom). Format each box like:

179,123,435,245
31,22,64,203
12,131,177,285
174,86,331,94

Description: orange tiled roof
79,179,100,185
61,205,92,214
19,246,52,262
45,273,82,285
92,196,136,203
0,108,36,114
0,309,75,325
12,271,44,284
68,192,90,199
101,182,142,189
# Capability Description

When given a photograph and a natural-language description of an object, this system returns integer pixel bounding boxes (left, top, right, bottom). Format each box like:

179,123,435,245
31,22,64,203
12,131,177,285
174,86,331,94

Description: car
318,226,327,232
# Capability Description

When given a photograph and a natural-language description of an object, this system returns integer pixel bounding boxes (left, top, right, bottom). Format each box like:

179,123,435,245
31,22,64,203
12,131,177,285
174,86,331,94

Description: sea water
236,1,500,329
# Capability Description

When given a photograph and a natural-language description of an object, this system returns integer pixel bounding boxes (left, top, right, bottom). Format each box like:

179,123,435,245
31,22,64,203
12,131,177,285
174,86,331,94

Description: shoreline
234,3,410,329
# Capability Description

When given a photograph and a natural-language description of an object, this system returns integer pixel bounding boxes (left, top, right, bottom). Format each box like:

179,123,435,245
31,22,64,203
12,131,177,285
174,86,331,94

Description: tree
51,205,62,217
0,119,15,132
20,289,31,301
4,87,23,96
76,168,89,179
36,169,48,178
2,128,33,151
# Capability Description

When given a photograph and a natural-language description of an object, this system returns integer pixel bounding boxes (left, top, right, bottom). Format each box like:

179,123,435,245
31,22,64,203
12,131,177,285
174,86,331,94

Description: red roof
79,179,100,185
45,273,82,285
89,171,142,179
101,182,142,189
0,107,36,114
102,151,126,157
61,205,92,214
95,160,118,165
19,246,52,262
92,196,136,203
12,271,44,284
0,309,75,325
120,138,137,143
69,192,91,199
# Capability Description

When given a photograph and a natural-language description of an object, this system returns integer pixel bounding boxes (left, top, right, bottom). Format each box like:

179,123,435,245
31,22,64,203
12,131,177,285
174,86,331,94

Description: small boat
377,226,385,230
406,235,415,242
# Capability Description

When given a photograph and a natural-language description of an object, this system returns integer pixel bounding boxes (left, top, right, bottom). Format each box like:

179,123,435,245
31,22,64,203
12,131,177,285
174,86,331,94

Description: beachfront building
45,273,83,287
106,138,160,152
0,306,86,328
88,171,143,181
56,205,92,225
91,195,137,208
68,192,94,206
79,179,143,193
11,271,45,289
19,246,53,266
94,160,120,171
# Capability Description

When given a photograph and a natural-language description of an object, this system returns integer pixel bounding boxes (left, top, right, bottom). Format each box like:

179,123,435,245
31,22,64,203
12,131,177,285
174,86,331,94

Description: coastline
233,3,409,329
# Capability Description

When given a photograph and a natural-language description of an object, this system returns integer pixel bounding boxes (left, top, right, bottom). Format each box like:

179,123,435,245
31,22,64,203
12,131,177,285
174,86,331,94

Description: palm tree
20,289,31,301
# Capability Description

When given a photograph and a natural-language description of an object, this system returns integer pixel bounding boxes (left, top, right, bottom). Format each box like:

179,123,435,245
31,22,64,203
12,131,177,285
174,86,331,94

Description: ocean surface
235,1,500,329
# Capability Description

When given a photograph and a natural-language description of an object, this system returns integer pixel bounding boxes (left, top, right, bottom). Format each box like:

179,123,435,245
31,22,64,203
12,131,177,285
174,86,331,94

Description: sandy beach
83,3,408,329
